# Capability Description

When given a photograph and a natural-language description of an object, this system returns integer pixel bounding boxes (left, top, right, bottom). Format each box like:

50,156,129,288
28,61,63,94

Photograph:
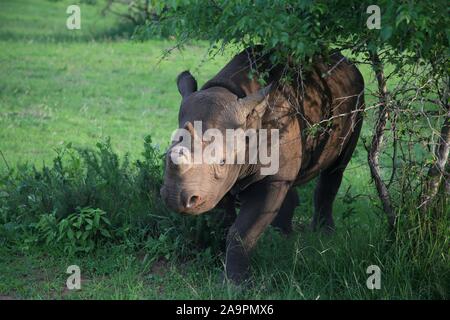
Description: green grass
1,218,447,299
0,0,234,166
0,0,448,300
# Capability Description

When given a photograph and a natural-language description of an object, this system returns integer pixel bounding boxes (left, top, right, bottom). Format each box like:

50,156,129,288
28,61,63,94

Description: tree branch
419,79,450,211
368,52,396,229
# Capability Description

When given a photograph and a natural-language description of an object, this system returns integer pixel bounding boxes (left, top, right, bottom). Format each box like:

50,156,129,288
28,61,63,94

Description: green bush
0,137,158,227
32,207,114,254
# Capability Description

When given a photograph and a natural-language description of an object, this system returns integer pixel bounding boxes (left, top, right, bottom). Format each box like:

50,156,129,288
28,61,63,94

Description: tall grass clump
248,192,448,299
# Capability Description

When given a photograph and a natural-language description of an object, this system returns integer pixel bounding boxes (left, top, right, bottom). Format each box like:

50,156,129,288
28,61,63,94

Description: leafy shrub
0,137,161,227
32,207,115,254
32,212,58,245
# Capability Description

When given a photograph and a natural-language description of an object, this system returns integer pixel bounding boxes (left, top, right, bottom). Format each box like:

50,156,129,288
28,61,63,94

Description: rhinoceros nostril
186,195,200,209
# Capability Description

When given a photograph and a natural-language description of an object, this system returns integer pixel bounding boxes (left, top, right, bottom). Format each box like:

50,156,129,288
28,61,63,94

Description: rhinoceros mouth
178,198,209,214
160,185,213,214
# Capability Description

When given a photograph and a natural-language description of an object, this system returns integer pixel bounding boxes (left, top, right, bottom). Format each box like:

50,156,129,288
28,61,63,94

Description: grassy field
0,0,235,165
0,0,448,300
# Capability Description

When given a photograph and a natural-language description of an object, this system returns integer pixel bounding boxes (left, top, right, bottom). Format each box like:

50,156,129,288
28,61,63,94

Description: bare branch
419,77,450,211
368,52,396,229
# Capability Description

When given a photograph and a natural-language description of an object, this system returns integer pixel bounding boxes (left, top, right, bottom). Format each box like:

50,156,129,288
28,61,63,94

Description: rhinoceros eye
214,159,227,179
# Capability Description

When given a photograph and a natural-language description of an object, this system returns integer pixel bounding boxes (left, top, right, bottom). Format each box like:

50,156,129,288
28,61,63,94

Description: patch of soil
61,277,90,298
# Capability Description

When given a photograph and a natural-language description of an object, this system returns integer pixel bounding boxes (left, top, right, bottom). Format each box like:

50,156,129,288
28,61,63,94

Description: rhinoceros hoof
310,220,336,235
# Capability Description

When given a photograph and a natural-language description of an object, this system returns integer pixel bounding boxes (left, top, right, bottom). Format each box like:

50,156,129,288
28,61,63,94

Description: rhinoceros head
160,71,270,214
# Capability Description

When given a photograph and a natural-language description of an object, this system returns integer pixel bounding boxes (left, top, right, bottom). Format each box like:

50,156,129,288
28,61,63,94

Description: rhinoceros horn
237,84,272,124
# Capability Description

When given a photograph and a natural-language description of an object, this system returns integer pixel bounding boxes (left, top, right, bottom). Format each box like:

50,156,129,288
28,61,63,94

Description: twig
0,149,11,172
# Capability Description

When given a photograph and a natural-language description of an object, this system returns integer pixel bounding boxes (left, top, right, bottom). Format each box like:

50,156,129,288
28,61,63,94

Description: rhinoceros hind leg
311,167,343,233
311,119,362,233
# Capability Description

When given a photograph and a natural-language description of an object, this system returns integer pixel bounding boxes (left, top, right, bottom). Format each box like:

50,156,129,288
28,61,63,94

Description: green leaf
94,214,100,227
381,25,393,41
67,228,74,240
100,229,111,238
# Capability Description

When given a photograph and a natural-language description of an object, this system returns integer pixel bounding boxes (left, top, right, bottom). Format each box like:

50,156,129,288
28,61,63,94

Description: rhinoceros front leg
225,180,291,284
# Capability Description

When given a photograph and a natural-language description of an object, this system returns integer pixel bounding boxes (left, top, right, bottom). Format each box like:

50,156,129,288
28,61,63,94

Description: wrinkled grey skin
160,47,365,284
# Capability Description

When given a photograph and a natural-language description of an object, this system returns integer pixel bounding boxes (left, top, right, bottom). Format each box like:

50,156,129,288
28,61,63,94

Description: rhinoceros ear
237,84,272,124
177,71,198,98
